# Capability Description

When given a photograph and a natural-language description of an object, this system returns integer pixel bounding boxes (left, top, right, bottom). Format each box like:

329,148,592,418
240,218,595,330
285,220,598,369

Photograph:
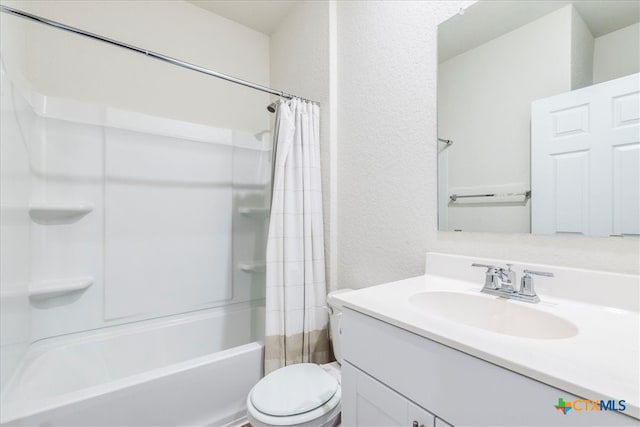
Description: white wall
336,0,639,290
593,23,640,84
570,6,594,90
1,0,270,132
0,66,32,389
270,1,337,291
439,5,573,233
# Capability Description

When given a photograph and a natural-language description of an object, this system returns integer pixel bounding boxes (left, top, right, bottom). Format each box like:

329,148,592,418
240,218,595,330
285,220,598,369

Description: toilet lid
251,363,339,417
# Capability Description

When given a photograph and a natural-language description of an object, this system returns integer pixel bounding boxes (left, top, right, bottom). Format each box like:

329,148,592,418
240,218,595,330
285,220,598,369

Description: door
531,73,640,236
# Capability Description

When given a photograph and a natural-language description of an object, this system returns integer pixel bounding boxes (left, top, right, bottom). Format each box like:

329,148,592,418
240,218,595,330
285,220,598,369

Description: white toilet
247,289,352,427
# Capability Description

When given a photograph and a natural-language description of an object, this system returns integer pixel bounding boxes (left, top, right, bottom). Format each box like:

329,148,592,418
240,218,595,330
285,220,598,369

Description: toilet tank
326,289,353,365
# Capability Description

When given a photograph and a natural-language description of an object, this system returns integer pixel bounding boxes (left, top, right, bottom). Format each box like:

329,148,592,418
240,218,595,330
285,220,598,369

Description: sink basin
409,291,578,339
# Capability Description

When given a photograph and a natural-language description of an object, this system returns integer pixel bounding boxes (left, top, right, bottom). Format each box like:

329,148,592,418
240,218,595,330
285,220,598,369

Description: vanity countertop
334,274,640,419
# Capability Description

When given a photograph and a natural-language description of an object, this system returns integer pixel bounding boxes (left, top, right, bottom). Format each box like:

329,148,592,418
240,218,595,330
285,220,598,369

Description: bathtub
0,303,264,426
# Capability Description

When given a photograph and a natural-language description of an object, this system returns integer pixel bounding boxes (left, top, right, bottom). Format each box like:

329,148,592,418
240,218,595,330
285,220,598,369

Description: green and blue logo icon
554,398,572,415
554,397,626,415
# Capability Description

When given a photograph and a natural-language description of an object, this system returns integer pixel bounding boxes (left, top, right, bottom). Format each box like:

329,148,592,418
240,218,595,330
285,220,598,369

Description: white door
531,73,640,236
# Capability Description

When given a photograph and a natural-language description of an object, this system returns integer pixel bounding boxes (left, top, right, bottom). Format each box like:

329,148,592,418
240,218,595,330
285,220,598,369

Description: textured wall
336,1,471,289
336,0,639,290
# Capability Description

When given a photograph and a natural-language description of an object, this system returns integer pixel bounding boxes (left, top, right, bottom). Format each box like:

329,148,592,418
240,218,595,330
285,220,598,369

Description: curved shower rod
0,5,319,107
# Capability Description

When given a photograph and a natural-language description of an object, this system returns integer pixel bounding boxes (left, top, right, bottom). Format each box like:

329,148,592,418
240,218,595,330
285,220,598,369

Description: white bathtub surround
0,69,270,340
0,61,32,391
334,253,640,421
265,99,329,374
0,304,264,426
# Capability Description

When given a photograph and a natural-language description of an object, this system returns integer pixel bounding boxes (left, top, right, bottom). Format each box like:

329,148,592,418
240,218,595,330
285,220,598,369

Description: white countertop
335,274,640,419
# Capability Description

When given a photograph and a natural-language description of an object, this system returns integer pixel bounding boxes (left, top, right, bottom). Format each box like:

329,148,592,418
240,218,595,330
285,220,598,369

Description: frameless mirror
437,0,640,236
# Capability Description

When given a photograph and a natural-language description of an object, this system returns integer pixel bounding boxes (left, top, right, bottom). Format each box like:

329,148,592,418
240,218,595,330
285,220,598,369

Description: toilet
247,289,352,427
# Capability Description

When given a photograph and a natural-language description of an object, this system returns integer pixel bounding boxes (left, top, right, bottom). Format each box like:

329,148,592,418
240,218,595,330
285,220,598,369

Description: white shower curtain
264,99,329,374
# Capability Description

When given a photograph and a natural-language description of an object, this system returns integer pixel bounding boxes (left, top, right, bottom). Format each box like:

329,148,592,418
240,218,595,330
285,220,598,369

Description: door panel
553,151,589,233
342,361,428,427
532,73,640,236
343,361,407,426
613,143,640,235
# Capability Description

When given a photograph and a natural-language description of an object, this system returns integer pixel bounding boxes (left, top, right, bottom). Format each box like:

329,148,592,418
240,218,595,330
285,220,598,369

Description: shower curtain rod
0,5,318,105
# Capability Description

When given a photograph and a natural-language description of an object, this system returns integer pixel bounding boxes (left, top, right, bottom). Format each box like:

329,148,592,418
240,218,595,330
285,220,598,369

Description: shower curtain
264,99,329,374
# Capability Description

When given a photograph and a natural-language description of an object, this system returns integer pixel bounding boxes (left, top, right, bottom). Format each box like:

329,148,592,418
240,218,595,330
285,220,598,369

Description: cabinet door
408,401,435,427
435,416,454,427
342,361,408,426
343,361,434,427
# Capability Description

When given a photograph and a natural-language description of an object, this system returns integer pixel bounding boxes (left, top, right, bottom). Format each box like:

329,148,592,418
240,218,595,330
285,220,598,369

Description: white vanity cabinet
341,307,639,427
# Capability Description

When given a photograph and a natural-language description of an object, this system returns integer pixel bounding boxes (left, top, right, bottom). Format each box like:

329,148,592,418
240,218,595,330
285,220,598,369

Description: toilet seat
247,364,341,426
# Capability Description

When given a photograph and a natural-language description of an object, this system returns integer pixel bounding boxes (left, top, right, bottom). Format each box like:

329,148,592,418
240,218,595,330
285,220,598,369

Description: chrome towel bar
449,190,531,202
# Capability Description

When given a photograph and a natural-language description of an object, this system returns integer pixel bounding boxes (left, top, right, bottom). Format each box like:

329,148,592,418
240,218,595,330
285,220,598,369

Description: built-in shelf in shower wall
28,202,93,224
239,207,269,219
29,277,94,302
238,262,266,273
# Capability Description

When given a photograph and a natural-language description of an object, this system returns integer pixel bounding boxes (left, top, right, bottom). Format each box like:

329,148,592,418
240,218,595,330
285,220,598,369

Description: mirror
437,0,640,236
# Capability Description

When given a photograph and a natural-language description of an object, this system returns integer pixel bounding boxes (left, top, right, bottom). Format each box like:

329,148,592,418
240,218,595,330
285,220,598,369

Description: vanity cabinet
341,308,638,427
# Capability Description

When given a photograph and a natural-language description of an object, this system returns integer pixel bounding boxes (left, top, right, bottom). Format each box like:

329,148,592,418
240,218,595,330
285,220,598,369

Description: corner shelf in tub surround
239,207,269,219
238,262,266,273
28,202,93,224
29,277,94,301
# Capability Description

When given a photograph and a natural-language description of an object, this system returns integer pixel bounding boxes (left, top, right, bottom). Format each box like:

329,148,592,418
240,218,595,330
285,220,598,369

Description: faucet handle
471,263,497,270
472,263,499,289
523,269,554,277
519,269,553,302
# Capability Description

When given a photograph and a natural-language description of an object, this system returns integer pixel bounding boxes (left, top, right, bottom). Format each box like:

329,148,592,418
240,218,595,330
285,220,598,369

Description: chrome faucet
496,264,516,292
471,263,515,291
471,263,553,303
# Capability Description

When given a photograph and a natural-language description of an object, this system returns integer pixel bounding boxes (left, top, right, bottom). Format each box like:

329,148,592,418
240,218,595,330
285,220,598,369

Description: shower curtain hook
280,91,290,107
